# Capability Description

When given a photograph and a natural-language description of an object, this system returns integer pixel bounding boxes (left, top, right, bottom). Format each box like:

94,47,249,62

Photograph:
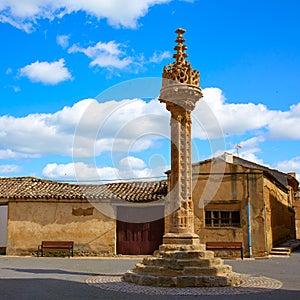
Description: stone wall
191,160,267,257
264,178,296,248
295,190,300,239
6,200,115,256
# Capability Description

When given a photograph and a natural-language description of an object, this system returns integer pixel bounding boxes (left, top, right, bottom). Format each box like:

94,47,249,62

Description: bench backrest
41,241,74,248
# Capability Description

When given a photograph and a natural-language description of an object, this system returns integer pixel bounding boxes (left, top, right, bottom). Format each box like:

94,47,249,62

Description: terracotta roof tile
0,177,167,202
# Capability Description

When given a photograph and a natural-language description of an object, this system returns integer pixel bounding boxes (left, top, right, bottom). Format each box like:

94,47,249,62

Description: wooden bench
206,242,244,259
38,241,74,258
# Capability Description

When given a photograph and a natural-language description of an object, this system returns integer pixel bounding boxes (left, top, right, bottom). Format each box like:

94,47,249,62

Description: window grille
205,210,240,227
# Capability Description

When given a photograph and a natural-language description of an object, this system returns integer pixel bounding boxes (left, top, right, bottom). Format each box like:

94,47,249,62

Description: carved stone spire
162,28,200,87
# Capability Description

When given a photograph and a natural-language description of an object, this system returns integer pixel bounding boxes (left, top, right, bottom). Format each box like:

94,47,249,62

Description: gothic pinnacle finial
173,28,188,62
162,28,200,87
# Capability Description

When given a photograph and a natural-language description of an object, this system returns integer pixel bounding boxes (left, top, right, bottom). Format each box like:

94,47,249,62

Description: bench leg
37,245,41,257
68,247,73,258
241,247,244,260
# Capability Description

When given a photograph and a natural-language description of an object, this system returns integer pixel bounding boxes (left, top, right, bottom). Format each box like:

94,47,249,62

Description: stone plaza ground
0,250,299,300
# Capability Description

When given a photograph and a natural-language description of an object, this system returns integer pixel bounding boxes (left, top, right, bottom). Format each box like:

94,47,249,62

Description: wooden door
117,206,164,255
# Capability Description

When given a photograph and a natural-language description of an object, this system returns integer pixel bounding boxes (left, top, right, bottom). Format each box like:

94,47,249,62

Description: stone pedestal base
123,242,241,287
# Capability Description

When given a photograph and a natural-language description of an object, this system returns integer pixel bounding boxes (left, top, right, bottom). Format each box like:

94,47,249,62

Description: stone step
269,249,291,256
271,247,291,252
183,265,232,276
141,256,224,271
177,257,224,268
269,250,291,256
124,271,241,287
134,259,230,277
162,250,215,260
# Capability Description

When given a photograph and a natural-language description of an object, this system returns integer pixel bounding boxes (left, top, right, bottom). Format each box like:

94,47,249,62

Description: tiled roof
0,177,168,202
190,153,298,191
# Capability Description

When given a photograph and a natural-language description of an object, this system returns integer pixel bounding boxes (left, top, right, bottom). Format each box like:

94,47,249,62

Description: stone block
139,275,158,286
159,267,183,276
134,264,159,275
170,251,203,260
195,276,215,287
211,257,224,267
177,276,197,287
143,257,168,266
183,266,218,276
199,250,215,259
157,276,177,287
216,265,232,275
209,276,230,287
228,272,242,286
177,258,211,268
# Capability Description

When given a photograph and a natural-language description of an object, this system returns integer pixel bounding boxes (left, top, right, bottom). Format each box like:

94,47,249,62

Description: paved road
0,251,299,300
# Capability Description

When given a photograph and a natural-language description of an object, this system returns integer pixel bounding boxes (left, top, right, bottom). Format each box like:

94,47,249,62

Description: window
205,210,240,227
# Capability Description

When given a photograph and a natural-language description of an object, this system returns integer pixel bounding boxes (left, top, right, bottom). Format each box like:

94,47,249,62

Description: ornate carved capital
162,28,200,88
159,84,202,113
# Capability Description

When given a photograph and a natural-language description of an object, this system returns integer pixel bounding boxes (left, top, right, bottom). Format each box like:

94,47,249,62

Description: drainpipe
247,174,253,258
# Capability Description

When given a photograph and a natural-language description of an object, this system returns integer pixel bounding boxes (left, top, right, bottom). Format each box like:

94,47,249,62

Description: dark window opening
205,210,241,228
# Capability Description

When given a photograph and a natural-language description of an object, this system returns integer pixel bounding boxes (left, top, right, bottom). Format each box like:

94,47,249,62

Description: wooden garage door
117,206,164,255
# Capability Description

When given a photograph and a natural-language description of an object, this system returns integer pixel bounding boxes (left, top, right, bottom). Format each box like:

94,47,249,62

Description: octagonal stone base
123,242,241,287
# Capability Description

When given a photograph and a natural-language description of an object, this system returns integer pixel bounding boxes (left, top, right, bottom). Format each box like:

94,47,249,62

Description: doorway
117,206,164,255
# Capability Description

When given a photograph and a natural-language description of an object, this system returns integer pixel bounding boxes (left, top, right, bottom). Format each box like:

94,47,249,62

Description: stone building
0,154,298,257
189,153,298,257
0,177,167,256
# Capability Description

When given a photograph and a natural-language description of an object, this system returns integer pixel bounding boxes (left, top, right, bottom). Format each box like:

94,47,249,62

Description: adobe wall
6,200,116,256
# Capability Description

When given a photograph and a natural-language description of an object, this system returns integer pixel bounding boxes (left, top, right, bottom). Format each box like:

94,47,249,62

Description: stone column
159,28,203,245
123,29,241,287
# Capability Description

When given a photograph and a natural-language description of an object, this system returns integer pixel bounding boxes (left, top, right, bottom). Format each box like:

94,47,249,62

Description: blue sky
0,0,300,182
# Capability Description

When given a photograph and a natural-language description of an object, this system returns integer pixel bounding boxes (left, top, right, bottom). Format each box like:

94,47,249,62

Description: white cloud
267,103,300,140
0,149,38,160
2,87,300,181
56,34,70,49
69,41,132,70
0,0,171,32
193,88,273,139
276,156,300,180
0,97,169,159
0,164,20,174
42,162,119,181
19,59,72,85
42,156,164,181
149,51,171,63
120,156,147,169
193,88,300,141
0,112,74,156
225,137,265,165
68,40,171,73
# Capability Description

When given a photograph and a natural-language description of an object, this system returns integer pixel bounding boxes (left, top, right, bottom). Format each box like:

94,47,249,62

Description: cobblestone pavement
0,250,299,300
86,274,282,296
